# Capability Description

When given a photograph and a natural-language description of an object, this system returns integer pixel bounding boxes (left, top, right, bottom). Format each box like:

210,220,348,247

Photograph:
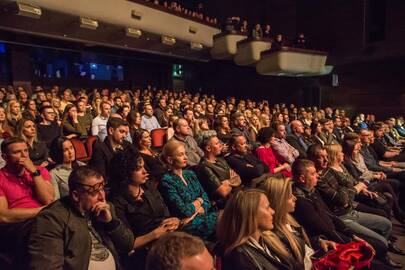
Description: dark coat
286,133,307,159
28,196,134,270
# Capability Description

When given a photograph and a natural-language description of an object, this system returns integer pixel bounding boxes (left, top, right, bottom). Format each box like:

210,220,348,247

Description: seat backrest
150,128,167,148
71,139,88,161
85,135,98,159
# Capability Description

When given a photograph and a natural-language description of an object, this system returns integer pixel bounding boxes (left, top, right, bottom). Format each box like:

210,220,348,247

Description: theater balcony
0,0,220,61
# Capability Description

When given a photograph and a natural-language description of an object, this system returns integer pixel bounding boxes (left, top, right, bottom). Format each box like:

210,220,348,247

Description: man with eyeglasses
29,166,134,270
37,105,61,148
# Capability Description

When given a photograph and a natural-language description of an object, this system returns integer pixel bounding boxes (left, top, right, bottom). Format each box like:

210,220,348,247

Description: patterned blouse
160,170,218,239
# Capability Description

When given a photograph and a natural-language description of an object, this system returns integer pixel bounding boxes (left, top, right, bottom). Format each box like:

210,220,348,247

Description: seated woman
218,189,293,270
133,129,167,188
260,177,338,270
61,104,88,138
0,107,14,138
49,137,85,199
17,118,49,167
160,140,218,240
22,99,40,123
343,138,405,223
326,144,393,219
256,127,292,177
110,149,180,269
127,110,142,140
193,117,217,145
215,115,232,146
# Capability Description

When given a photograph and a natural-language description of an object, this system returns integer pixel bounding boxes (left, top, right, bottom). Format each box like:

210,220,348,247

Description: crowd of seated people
142,0,218,25
223,17,310,49
0,84,405,269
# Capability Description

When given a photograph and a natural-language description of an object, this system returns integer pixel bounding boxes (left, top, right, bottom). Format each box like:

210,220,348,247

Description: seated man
28,166,134,270
226,133,269,185
91,101,111,141
145,232,214,270
89,117,131,181
286,120,309,159
231,112,258,149
170,118,204,167
318,118,339,145
140,104,161,132
37,105,61,148
270,122,299,164
0,137,54,260
196,136,241,207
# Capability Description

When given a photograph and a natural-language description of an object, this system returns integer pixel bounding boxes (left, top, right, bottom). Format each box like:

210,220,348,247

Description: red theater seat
151,128,167,148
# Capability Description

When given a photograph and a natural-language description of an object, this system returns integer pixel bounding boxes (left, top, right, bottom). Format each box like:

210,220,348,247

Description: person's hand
319,239,337,252
197,206,205,215
282,163,291,171
392,168,404,173
161,218,180,232
91,201,112,223
19,157,37,174
39,161,49,168
373,173,383,180
362,189,378,199
221,144,229,153
354,182,367,193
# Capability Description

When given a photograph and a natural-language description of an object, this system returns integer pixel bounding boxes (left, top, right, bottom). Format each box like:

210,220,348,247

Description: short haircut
1,137,26,155
306,144,325,162
200,135,217,152
145,232,206,270
228,132,245,147
100,101,111,108
39,105,54,114
257,127,275,145
172,117,186,131
68,166,103,192
106,117,128,130
292,159,315,180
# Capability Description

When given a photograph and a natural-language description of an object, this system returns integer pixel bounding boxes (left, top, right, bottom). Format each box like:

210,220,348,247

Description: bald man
286,120,308,159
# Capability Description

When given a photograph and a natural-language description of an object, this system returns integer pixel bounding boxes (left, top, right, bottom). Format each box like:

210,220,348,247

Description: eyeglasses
75,181,105,196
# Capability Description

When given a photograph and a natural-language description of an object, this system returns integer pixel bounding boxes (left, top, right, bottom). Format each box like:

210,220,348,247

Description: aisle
391,221,405,268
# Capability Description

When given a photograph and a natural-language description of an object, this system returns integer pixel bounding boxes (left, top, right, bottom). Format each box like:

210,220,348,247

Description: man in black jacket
226,133,269,185
286,120,308,159
89,117,132,183
28,166,134,270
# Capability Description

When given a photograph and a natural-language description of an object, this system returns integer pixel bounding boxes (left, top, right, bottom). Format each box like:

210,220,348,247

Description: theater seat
71,138,90,163
151,128,167,148
85,136,98,159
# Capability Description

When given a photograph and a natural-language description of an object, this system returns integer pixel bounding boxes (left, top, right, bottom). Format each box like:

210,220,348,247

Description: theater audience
49,137,85,199
6,100,22,128
215,115,232,145
160,140,218,239
0,107,14,138
22,99,39,123
371,123,405,162
28,166,134,270
319,118,339,145
77,98,93,134
226,133,269,185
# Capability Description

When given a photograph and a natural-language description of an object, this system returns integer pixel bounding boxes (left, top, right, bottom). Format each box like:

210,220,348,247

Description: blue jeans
339,210,391,248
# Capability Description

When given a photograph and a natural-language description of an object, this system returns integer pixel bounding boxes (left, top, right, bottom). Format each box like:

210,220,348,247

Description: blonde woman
261,177,337,270
217,189,293,270
6,100,22,128
17,118,49,167
160,140,218,240
0,107,14,138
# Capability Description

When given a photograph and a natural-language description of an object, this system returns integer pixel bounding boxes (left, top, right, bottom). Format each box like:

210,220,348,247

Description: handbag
312,241,375,270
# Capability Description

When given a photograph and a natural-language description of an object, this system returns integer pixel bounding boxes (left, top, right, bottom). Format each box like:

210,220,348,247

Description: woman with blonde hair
159,140,218,239
217,188,292,270
260,177,337,270
6,99,22,128
17,118,49,167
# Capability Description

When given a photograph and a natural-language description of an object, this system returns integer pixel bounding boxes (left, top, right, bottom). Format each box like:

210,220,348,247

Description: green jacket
28,196,134,270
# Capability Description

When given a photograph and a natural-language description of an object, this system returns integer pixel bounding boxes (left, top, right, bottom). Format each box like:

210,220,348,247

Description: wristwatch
31,170,41,177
